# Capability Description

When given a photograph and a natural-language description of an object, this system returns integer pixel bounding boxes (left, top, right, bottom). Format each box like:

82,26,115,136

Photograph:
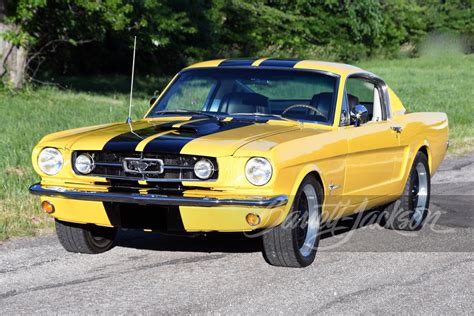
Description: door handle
390,126,403,133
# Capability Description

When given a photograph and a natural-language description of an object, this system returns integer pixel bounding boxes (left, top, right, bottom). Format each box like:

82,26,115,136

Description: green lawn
359,54,474,153
0,86,150,240
0,54,472,240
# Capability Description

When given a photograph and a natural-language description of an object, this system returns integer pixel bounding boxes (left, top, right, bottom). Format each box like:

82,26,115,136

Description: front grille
72,151,218,182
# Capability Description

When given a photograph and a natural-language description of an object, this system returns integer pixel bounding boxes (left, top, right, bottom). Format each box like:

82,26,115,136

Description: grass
359,53,474,154
0,53,472,240
0,86,150,240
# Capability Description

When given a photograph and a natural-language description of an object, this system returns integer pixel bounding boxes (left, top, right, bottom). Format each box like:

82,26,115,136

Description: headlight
194,159,214,179
245,157,272,186
75,154,95,174
38,148,63,176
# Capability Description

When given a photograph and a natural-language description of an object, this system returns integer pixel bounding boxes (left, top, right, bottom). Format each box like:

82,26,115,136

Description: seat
347,94,360,125
347,94,359,112
348,93,375,121
310,92,334,119
218,92,269,114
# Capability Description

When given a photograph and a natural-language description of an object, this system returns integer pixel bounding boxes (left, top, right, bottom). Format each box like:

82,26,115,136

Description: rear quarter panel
392,112,448,194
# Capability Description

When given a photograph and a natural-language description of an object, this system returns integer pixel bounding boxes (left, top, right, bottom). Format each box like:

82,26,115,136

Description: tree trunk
0,22,28,89
1,0,27,90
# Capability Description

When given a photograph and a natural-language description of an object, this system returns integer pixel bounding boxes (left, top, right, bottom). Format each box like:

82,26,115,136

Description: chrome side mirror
350,104,368,127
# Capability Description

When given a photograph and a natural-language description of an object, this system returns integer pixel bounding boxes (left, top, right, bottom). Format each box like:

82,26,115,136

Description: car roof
185,58,372,77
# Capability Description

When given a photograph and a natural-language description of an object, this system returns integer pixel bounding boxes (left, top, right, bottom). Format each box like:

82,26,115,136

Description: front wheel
382,151,431,231
262,176,323,268
55,219,117,254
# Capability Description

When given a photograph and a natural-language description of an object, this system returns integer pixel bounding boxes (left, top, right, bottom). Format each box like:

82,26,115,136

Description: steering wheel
282,104,327,120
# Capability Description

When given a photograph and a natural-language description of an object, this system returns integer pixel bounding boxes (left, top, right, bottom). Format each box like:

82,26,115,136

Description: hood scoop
156,119,224,135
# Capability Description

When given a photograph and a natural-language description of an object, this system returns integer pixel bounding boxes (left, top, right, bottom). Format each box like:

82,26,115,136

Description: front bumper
29,183,288,208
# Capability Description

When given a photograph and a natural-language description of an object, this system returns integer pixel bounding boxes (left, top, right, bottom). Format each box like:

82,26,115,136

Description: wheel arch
417,142,432,173
306,171,325,195
291,165,326,198
277,164,326,226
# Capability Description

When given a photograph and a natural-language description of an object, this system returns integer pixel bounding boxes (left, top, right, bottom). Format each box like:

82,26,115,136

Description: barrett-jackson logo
123,158,164,174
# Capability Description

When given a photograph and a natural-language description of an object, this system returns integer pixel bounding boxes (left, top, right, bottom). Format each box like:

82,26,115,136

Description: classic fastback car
30,59,448,267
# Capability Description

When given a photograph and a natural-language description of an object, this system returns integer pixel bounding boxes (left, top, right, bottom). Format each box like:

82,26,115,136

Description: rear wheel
55,219,117,254
382,152,430,231
262,176,322,268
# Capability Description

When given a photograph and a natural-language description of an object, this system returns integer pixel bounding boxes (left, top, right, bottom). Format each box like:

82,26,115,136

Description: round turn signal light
41,201,55,214
246,213,261,226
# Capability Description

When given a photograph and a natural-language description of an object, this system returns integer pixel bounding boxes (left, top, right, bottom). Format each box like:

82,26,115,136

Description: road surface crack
452,161,474,170
0,275,107,300
0,254,227,300
0,258,60,274
312,257,473,313
128,254,227,271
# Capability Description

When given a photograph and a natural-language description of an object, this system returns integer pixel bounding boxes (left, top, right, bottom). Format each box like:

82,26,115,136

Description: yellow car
30,59,448,267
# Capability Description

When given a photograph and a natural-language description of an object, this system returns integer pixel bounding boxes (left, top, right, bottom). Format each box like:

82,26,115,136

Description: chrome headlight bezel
37,148,64,176
194,158,214,180
245,157,273,186
74,153,95,174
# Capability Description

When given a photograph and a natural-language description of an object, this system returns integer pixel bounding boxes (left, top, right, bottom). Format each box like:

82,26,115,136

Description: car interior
200,79,336,123
215,91,333,122
345,78,384,124
155,70,341,124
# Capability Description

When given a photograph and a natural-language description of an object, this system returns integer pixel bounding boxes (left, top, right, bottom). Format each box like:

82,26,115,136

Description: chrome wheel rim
296,184,320,257
411,162,428,225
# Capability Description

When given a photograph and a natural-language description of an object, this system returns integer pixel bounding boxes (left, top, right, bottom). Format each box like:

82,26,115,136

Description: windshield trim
147,67,341,126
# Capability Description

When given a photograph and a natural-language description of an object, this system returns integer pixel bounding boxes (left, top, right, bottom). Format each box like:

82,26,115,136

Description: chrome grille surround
72,151,218,182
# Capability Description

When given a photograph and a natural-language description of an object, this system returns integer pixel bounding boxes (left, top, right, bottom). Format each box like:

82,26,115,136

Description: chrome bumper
29,184,288,208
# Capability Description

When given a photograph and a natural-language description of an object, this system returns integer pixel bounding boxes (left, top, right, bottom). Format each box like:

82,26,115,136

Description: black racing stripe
143,119,253,154
218,59,255,67
103,202,185,231
259,59,299,68
144,133,197,154
102,121,180,152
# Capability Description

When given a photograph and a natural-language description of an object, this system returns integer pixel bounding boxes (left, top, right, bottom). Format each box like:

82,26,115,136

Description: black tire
55,219,117,254
382,152,430,231
262,176,323,268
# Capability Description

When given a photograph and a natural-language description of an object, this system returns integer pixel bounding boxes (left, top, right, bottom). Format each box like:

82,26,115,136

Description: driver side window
339,92,350,126
345,77,384,125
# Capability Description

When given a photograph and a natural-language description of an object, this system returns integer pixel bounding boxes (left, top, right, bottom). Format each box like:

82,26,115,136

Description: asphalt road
1,153,473,314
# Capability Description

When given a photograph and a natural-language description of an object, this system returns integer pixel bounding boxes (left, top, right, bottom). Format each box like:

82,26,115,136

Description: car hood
38,117,303,157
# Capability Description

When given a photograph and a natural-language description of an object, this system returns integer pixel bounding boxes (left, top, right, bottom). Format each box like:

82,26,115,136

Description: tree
1,0,133,88
1,0,472,88
0,0,27,89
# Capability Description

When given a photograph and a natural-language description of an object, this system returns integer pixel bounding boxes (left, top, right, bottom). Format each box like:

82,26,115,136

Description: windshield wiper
154,110,220,119
230,113,296,123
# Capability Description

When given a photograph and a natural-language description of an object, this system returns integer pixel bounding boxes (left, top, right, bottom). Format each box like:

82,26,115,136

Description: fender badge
329,183,340,196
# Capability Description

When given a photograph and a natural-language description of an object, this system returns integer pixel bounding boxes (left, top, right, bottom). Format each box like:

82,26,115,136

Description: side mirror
149,96,157,107
350,104,368,127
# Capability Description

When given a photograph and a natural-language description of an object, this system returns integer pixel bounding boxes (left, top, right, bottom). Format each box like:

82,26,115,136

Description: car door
340,76,401,207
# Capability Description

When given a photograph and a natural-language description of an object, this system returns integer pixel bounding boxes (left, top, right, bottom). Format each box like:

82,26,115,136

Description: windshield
148,68,339,124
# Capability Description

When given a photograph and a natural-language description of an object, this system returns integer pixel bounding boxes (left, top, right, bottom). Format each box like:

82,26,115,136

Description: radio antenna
126,36,137,124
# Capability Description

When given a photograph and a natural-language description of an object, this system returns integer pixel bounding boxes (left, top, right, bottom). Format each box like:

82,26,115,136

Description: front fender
272,163,326,226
